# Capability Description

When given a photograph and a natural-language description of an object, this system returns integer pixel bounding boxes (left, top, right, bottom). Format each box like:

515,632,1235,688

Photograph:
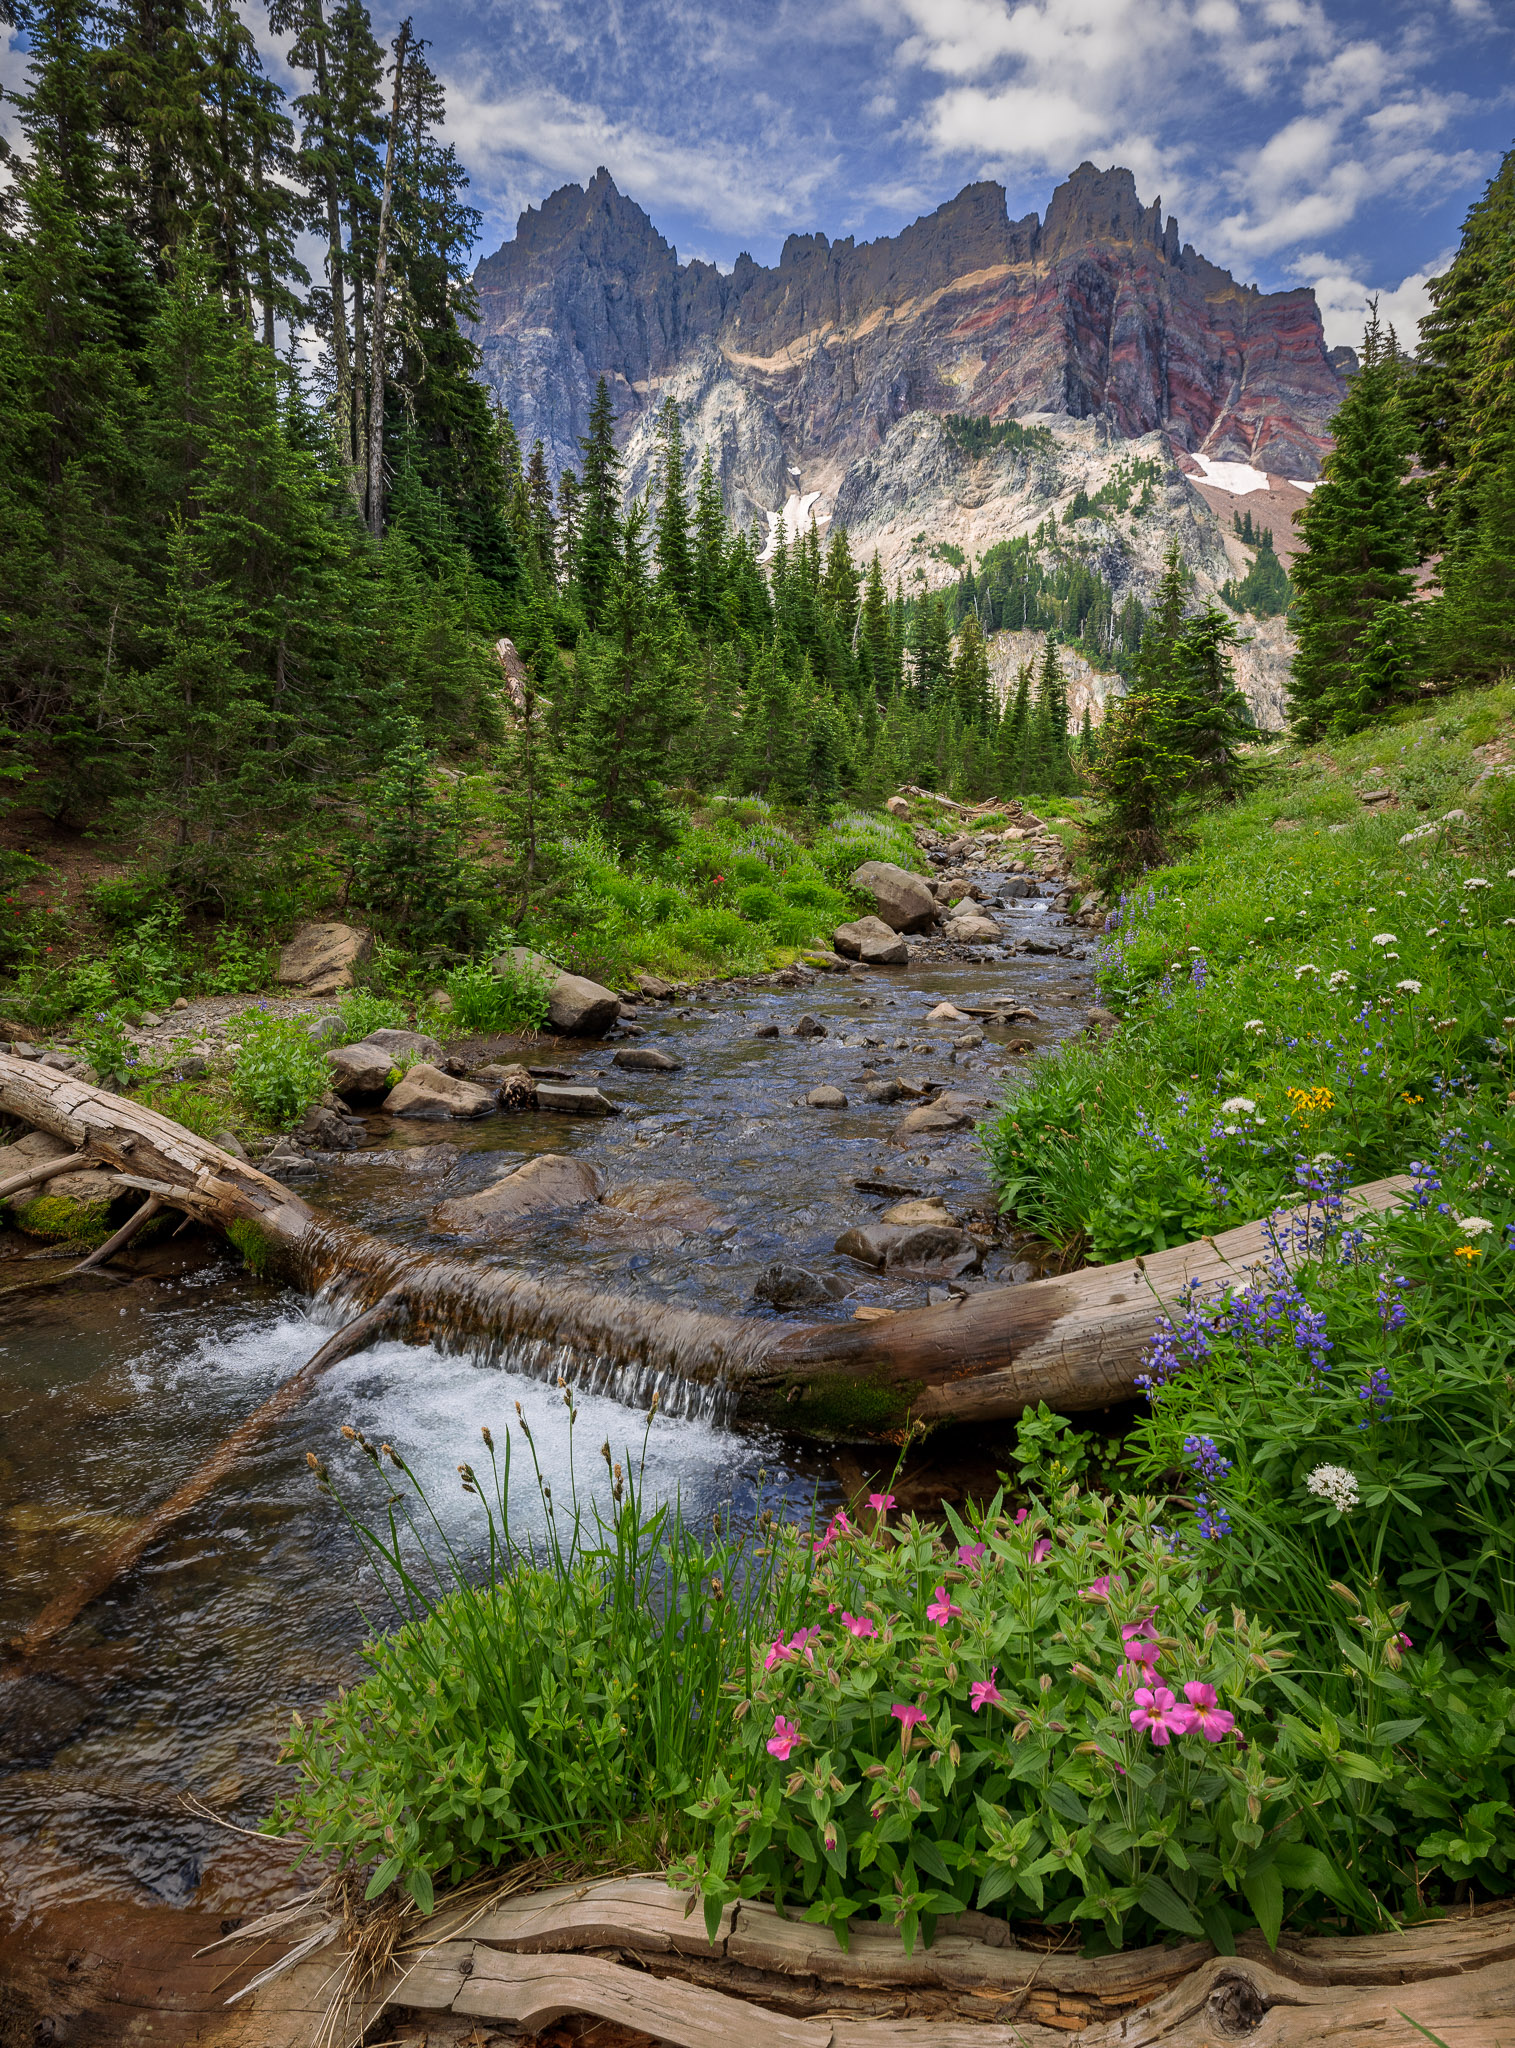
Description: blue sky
4,0,1510,346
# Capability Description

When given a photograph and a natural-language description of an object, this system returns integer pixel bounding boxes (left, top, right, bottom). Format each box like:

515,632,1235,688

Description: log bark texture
0,1056,1412,1436
242,1875,1515,2048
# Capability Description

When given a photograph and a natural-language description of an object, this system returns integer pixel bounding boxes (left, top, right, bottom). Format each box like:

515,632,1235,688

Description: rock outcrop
469,161,1344,496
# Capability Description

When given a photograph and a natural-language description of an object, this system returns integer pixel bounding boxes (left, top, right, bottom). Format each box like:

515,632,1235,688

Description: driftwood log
0,1053,1410,1442
234,1873,1515,2047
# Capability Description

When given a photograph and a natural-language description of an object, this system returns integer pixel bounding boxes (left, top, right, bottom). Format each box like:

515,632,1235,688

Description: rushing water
0,879,1091,1924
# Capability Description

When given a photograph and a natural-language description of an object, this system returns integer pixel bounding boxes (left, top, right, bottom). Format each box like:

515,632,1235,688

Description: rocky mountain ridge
468,161,1334,725
469,160,1346,493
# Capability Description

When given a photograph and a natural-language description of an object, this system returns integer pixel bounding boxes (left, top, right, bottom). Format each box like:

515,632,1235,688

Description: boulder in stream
925,1001,967,1024
884,1226,983,1278
832,916,910,966
753,1022,780,1039
849,861,939,933
890,1099,977,1144
537,1082,619,1116
0,1130,125,1240
862,1077,903,1104
612,1046,684,1072
944,912,1003,944
753,1264,849,1309
382,1063,497,1119
793,1014,827,1038
434,1153,604,1230
880,1197,956,1227
365,1027,445,1065
325,1041,397,1098
604,1180,728,1229
805,1085,848,1109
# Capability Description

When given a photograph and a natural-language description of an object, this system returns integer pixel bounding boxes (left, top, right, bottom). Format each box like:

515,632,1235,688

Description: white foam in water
128,1307,770,1556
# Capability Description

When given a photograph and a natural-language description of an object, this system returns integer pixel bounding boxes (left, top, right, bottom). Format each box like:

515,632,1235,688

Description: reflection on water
0,913,1089,1918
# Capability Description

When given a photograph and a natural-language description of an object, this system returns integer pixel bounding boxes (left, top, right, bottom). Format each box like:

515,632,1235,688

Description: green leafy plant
336,988,408,1041
228,1007,330,1125
442,955,552,1035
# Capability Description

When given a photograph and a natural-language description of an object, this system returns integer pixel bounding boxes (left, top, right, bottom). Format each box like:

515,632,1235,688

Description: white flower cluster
1295,963,1319,979
1396,979,1422,994
1328,969,1353,988
1464,877,1490,891
1243,1019,1266,1034
1221,1096,1257,1114
1371,932,1397,946
1455,1217,1493,1237
1306,1465,1361,1513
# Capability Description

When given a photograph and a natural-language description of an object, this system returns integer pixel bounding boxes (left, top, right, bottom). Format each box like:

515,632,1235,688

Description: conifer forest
3,5,1515,2036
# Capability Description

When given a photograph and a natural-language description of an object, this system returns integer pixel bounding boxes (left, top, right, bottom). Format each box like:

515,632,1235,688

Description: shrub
732,882,786,927
336,989,408,1041
443,955,552,1035
265,1418,805,1913
228,1008,330,1125
202,926,275,996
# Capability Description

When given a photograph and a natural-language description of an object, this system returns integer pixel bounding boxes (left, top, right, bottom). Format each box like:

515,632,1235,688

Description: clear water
0,884,1090,1919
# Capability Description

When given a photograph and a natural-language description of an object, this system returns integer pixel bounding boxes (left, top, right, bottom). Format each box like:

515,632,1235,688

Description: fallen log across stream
1,1048,1411,1467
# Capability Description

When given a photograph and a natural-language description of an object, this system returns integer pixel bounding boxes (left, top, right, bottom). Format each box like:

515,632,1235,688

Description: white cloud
1299,247,1456,351
441,75,838,244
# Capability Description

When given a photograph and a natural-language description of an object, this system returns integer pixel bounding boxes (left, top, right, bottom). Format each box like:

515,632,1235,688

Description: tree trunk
0,1056,1411,1437
365,18,409,539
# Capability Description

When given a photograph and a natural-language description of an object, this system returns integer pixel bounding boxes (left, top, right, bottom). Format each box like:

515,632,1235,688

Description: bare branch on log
6,1294,406,1657
0,1148,93,1202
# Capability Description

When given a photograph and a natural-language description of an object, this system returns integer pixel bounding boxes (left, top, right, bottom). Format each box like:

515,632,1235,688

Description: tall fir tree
575,374,621,629
1288,304,1424,736
570,503,688,851
653,394,694,614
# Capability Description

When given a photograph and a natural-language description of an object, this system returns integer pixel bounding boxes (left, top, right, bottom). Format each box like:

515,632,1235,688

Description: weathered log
0,1147,93,1202
754,1175,1412,1433
6,1296,405,1657
238,1875,1515,2047
0,1056,1413,1443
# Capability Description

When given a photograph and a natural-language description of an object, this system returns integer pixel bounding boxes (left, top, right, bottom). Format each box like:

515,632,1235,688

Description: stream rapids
0,875,1092,1934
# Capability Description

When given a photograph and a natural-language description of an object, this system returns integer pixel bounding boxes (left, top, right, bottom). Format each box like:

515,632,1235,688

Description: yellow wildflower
1453,1246,1481,1263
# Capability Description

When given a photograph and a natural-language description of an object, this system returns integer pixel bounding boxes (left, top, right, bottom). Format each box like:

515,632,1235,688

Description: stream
0,870,1093,1948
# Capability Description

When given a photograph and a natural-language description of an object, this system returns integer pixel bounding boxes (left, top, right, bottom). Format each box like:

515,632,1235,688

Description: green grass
987,683,1515,1261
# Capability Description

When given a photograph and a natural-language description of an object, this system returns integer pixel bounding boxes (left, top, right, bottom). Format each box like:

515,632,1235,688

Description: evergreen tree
691,447,726,636
570,504,688,851
555,468,581,585
737,643,807,802
496,588,565,917
996,663,1031,793
859,552,896,697
1408,144,1515,557
1422,441,1515,682
1165,606,1256,800
820,525,860,636
910,592,952,704
526,437,555,579
950,614,992,729
575,374,621,628
1288,305,1424,736
653,394,694,613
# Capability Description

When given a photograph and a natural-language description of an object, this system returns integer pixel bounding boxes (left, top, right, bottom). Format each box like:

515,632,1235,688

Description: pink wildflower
956,1542,986,1570
811,1530,833,1556
926,1584,962,1625
841,1610,878,1639
1129,1686,1196,1746
767,1715,802,1760
969,1669,1004,1714
1086,1576,1111,1599
891,1703,928,1730
831,1510,852,1536
868,1492,896,1514
1181,1682,1236,1742
789,1626,822,1663
1014,1508,1029,1525
1031,1538,1051,1564
763,1637,794,1671
1121,1637,1162,1680
1394,1630,1413,1651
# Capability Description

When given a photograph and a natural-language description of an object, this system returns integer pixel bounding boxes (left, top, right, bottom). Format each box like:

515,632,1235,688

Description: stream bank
0,834,1098,2026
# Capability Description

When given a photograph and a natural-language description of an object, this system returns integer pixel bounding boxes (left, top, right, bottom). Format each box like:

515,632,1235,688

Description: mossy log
0,1054,1410,1440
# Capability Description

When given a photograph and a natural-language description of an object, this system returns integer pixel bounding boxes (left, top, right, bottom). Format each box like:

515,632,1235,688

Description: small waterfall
302,1226,761,1426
